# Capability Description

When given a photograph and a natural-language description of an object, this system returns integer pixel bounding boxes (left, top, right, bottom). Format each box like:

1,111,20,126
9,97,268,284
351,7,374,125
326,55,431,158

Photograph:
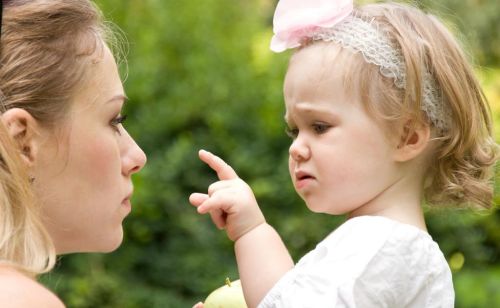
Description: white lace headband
311,16,449,131
270,1,450,131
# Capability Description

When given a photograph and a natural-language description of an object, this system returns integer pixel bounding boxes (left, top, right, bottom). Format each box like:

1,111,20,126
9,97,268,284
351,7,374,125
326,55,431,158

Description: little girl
190,0,498,307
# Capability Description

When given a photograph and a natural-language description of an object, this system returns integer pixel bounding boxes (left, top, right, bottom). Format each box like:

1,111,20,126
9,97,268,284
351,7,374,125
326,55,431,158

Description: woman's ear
1,108,41,166
393,120,431,162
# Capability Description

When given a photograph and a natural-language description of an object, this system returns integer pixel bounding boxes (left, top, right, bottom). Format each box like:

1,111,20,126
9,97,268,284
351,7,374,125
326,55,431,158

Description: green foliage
418,0,500,66
40,0,500,306
454,266,500,308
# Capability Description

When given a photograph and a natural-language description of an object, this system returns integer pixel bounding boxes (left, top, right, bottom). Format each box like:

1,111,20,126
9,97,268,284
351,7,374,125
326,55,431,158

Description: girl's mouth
295,171,316,189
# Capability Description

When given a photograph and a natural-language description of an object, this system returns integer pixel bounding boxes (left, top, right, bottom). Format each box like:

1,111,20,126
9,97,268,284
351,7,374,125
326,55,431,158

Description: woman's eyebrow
107,94,128,104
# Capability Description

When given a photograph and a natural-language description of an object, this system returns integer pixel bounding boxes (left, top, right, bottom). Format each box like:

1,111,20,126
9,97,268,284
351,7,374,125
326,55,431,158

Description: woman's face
33,45,147,254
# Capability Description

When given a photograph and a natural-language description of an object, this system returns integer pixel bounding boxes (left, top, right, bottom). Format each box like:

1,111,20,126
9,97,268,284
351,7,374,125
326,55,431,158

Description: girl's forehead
285,44,369,107
288,42,346,72
285,44,355,92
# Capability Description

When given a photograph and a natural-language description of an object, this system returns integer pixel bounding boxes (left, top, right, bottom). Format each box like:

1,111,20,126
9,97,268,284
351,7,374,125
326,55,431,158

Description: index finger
199,149,239,180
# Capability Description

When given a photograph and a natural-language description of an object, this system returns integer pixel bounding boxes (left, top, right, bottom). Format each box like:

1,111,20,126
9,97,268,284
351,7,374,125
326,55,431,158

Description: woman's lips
122,189,133,211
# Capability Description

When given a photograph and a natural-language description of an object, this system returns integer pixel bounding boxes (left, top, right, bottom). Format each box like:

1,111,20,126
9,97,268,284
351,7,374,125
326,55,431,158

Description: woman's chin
100,230,125,253
56,229,124,255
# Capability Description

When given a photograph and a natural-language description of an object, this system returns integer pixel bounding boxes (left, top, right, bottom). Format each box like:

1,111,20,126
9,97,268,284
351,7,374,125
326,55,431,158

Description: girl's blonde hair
307,2,498,208
0,0,120,276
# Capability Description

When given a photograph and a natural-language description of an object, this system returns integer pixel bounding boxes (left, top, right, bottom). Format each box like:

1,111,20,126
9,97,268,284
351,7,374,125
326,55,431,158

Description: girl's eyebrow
293,103,334,114
283,112,297,126
288,103,341,120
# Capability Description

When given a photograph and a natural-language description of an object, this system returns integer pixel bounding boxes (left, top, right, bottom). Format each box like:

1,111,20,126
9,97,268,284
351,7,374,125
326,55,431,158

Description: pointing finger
199,149,238,180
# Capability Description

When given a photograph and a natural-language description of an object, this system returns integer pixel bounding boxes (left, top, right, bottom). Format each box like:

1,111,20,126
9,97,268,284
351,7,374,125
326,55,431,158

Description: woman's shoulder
0,266,64,308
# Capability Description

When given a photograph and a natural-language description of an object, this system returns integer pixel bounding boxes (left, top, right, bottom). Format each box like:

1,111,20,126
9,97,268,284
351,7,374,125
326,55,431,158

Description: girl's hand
189,150,266,241
192,302,204,308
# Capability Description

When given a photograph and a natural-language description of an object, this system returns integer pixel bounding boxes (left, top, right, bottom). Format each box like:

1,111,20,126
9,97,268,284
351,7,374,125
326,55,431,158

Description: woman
0,0,146,306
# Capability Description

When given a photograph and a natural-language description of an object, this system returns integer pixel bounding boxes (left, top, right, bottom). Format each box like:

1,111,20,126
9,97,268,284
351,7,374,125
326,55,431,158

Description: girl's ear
1,108,41,166
393,120,431,162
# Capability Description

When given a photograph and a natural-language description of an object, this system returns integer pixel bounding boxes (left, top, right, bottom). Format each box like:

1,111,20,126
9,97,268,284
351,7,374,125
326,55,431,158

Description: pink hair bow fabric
270,0,354,52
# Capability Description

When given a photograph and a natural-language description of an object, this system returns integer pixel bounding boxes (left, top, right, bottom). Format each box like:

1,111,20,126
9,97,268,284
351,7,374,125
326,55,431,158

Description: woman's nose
122,130,147,176
289,135,310,162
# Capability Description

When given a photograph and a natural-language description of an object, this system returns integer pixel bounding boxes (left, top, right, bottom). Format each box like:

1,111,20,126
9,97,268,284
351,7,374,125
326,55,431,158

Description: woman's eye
110,114,127,132
312,122,330,134
285,127,299,139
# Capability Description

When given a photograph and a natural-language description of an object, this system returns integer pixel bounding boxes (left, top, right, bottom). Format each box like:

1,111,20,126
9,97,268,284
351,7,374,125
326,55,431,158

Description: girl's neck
347,172,428,232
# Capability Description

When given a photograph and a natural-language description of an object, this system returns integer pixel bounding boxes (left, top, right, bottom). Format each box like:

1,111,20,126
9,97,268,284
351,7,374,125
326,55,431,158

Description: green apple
204,278,247,308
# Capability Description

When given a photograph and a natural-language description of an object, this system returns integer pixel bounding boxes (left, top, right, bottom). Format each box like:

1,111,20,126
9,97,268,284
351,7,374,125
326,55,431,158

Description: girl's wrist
233,219,267,242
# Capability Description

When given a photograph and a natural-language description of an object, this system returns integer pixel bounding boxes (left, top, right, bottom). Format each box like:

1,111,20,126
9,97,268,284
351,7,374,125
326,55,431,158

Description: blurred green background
40,0,500,307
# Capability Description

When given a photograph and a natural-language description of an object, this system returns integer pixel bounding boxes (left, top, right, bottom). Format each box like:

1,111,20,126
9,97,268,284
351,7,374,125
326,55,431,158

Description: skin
0,42,146,307
190,43,432,307
284,43,430,227
0,266,64,307
2,45,146,254
31,45,147,254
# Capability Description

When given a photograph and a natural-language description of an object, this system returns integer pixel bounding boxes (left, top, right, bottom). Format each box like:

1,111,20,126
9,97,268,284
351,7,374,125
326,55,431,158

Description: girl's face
284,44,401,216
33,45,147,254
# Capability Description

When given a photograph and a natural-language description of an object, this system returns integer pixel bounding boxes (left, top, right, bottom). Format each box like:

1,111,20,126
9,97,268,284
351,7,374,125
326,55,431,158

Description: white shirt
258,216,454,308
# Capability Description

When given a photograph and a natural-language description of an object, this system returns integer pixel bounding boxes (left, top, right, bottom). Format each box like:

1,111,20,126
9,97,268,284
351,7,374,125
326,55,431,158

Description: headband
270,0,449,131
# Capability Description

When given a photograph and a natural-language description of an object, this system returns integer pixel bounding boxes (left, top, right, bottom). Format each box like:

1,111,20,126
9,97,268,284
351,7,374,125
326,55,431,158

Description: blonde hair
302,2,498,208
0,0,122,125
0,0,119,275
0,121,55,277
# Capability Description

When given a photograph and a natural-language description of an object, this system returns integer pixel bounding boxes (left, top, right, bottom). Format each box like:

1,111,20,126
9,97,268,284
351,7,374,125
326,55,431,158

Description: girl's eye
312,122,330,134
285,127,299,139
110,114,127,132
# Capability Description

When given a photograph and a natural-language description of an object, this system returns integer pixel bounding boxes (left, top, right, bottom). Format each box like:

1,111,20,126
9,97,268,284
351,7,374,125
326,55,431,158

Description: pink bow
270,0,354,52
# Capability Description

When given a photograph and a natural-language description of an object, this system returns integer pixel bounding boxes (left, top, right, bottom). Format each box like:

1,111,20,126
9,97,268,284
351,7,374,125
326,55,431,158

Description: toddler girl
190,0,498,307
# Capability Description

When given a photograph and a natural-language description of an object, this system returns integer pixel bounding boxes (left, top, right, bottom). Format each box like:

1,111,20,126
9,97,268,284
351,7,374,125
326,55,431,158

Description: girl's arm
235,223,293,308
189,150,294,307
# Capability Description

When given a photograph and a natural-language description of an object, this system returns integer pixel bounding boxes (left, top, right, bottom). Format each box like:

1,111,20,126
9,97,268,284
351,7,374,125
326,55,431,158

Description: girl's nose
289,136,310,162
